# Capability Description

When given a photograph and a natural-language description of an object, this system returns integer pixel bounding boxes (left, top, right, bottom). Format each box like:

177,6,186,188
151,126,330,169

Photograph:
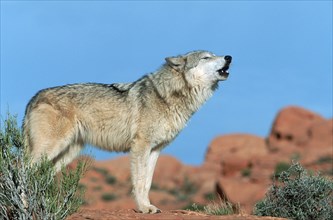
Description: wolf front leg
130,144,161,214
144,149,160,199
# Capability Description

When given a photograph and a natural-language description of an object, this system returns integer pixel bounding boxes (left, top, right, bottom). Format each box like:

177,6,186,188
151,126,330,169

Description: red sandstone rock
205,134,268,177
97,156,131,182
153,155,187,189
267,106,325,151
307,118,333,148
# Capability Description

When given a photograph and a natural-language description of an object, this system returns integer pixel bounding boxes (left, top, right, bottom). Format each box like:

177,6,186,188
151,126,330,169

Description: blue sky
1,1,332,165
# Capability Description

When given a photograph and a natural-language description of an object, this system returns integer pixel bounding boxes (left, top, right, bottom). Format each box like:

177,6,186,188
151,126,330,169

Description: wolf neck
143,66,217,119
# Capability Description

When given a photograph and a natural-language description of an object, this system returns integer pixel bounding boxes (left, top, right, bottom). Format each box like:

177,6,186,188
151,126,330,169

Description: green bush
92,167,109,176
168,176,198,201
254,162,333,220
0,113,88,219
101,193,117,202
150,183,160,191
105,174,117,185
241,167,252,177
316,156,333,165
92,186,103,191
91,166,117,185
181,176,197,194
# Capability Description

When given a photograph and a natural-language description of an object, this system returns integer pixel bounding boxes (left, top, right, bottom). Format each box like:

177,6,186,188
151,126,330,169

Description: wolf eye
202,57,210,60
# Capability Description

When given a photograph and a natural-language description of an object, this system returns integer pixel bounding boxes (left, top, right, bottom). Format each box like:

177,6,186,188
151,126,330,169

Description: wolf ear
165,56,186,71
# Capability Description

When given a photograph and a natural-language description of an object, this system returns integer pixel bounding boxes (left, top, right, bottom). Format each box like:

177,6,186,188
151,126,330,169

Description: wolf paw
139,204,161,214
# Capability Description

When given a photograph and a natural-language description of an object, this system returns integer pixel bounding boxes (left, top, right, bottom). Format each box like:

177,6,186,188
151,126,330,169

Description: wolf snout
224,55,232,64
217,55,232,80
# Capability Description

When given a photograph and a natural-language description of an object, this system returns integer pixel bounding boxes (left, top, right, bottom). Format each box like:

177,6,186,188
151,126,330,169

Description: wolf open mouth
217,65,229,78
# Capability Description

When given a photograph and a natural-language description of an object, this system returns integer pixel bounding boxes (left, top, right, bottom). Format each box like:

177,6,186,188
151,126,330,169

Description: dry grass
203,198,241,215
188,197,241,216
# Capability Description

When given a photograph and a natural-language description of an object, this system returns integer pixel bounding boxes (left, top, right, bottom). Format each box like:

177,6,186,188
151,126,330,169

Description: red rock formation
205,134,268,177
267,106,325,151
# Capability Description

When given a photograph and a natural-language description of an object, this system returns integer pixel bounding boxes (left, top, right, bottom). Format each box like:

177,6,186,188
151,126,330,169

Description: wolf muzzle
218,55,232,78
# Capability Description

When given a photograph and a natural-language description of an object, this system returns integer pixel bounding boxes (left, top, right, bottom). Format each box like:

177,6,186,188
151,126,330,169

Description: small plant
105,174,117,185
254,162,333,220
168,176,198,201
184,203,205,212
91,166,117,185
181,176,197,194
204,192,217,201
101,193,117,202
150,183,160,191
89,177,99,182
316,155,333,165
272,161,291,179
241,167,252,177
93,186,103,191
0,113,88,219
92,167,109,176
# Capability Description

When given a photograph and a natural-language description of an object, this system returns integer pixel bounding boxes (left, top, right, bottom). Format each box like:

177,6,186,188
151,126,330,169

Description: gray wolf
23,50,232,213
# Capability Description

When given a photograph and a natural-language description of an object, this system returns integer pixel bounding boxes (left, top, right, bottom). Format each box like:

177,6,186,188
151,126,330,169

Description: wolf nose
224,55,232,63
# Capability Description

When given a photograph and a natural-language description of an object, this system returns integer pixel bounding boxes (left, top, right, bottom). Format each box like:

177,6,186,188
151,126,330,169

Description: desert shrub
92,167,109,176
105,174,117,185
89,177,99,182
91,167,117,185
241,167,252,177
150,183,160,191
0,113,88,220
168,176,198,201
316,155,333,164
92,186,103,191
101,193,117,201
181,176,197,194
254,162,333,220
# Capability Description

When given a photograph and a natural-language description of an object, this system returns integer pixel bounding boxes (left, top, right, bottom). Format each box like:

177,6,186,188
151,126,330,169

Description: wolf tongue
221,66,229,72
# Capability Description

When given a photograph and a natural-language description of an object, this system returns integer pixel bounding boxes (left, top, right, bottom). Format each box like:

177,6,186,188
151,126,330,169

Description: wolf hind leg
53,143,84,172
26,104,78,169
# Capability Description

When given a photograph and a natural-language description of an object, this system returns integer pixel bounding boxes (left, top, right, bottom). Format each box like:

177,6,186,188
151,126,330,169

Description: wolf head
165,51,232,87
